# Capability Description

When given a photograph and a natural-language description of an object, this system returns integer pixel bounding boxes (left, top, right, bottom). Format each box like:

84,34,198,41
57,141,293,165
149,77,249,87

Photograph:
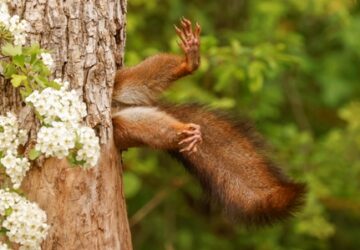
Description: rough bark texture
1,0,132,249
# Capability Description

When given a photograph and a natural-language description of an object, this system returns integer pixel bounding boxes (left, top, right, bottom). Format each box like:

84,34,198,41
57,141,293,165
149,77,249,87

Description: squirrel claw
174,18,201,72
179,123,202,154
175,18,201,49
179,133,202,145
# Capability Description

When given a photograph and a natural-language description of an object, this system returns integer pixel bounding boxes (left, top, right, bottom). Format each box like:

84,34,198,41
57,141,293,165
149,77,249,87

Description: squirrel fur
112,18,306,226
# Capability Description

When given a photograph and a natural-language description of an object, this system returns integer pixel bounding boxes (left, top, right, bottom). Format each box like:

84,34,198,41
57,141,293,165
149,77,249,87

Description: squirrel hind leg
164,104,306,226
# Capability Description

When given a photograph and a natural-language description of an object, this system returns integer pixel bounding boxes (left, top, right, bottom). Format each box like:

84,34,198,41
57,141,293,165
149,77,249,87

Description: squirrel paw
174,17,201,72
178,123,202,154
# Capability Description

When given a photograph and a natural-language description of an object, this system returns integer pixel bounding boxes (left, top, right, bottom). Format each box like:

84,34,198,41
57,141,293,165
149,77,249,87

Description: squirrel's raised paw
178,123,202,154
174,18,201,72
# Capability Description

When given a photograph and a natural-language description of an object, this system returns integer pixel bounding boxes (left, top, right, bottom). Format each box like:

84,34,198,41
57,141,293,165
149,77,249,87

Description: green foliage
0,23,13,45
1,43,58,98
28,149,41,161
123,0,360,249
0,227,9,236
1,43,22,57
123,172,142,198
4,208,12,217
10,74,27,87
66,152,86,167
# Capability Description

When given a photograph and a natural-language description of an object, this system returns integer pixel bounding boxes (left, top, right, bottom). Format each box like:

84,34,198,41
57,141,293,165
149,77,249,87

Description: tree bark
1,0,132,249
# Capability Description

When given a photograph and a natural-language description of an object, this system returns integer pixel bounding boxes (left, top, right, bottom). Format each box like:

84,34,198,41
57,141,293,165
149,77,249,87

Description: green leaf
28,149,41,160
31,60,43,72
19,88,32,99
23,43,41,56
248,60,265,79
248,61,265,92
10,74,27,88
67,153,76,166
77,160,87,166
1,43,22,56
214,66,234,92
12,54,25,68
32,60,51,76
34,75,48,88
0,23,14,43
34,111,44,123
210,98,236,109
66,152,86,167
2,62,17,79
0,126,3,133
249,74,264,93
4,207,12,216
75,141,83,150
47,80,62,90
123,172,142,198
0,227,9,236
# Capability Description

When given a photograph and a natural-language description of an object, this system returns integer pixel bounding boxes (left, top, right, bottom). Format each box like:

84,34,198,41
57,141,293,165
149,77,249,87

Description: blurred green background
122,0,360,249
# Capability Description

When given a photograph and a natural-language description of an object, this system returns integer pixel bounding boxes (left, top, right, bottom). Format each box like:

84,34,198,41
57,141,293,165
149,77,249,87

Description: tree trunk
1,0,132,249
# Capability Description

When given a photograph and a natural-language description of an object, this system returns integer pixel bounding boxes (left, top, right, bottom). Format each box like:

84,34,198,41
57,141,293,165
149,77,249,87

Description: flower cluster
25,84,87,125
25,80,100,167
0,112,27,154
0,243,10,250
35,122,76,158
0,189,49,249
75,126,100,168
0,113,29,188
0,153,30,189
0,1,29,45
40,52,54,69
35,122,100,168
0,2,101,249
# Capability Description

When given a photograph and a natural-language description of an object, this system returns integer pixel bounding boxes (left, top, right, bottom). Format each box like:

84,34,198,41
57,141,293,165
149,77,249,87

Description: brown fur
113,54,189,106
112,20,306,226
162,104,306,225
113,106,188,150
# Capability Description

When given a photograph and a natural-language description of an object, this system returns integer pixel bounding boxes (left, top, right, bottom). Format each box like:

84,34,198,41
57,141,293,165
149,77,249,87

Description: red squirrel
112,18,306,225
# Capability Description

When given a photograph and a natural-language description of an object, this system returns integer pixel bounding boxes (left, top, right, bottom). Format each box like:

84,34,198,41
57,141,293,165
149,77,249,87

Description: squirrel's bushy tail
161,104,306,226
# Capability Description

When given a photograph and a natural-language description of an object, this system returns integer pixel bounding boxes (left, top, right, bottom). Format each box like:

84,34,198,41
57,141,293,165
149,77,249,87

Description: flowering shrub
0,1,28,46
0,113,29,189
0,112,27,155
0,189,49,249
1,153,30,189
0,243,10,250
0,1,101,248
25,84,87,125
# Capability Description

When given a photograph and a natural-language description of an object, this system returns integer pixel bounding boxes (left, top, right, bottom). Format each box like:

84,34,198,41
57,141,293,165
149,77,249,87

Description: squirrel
112,18,306,225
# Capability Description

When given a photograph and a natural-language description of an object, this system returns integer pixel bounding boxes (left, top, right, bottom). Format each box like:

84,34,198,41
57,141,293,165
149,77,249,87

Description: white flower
40,52,54,69
35,122,76,159
0,243,10,250
0,153,30,189
0,2,10,27
33,121,100,167
54,78,70,90
25,87,87,126
0,152,16,168
75,126,100,168
0,189,49,249
0,2,29,45
6,16,29,46
19,246,41,250
0,112,27,155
